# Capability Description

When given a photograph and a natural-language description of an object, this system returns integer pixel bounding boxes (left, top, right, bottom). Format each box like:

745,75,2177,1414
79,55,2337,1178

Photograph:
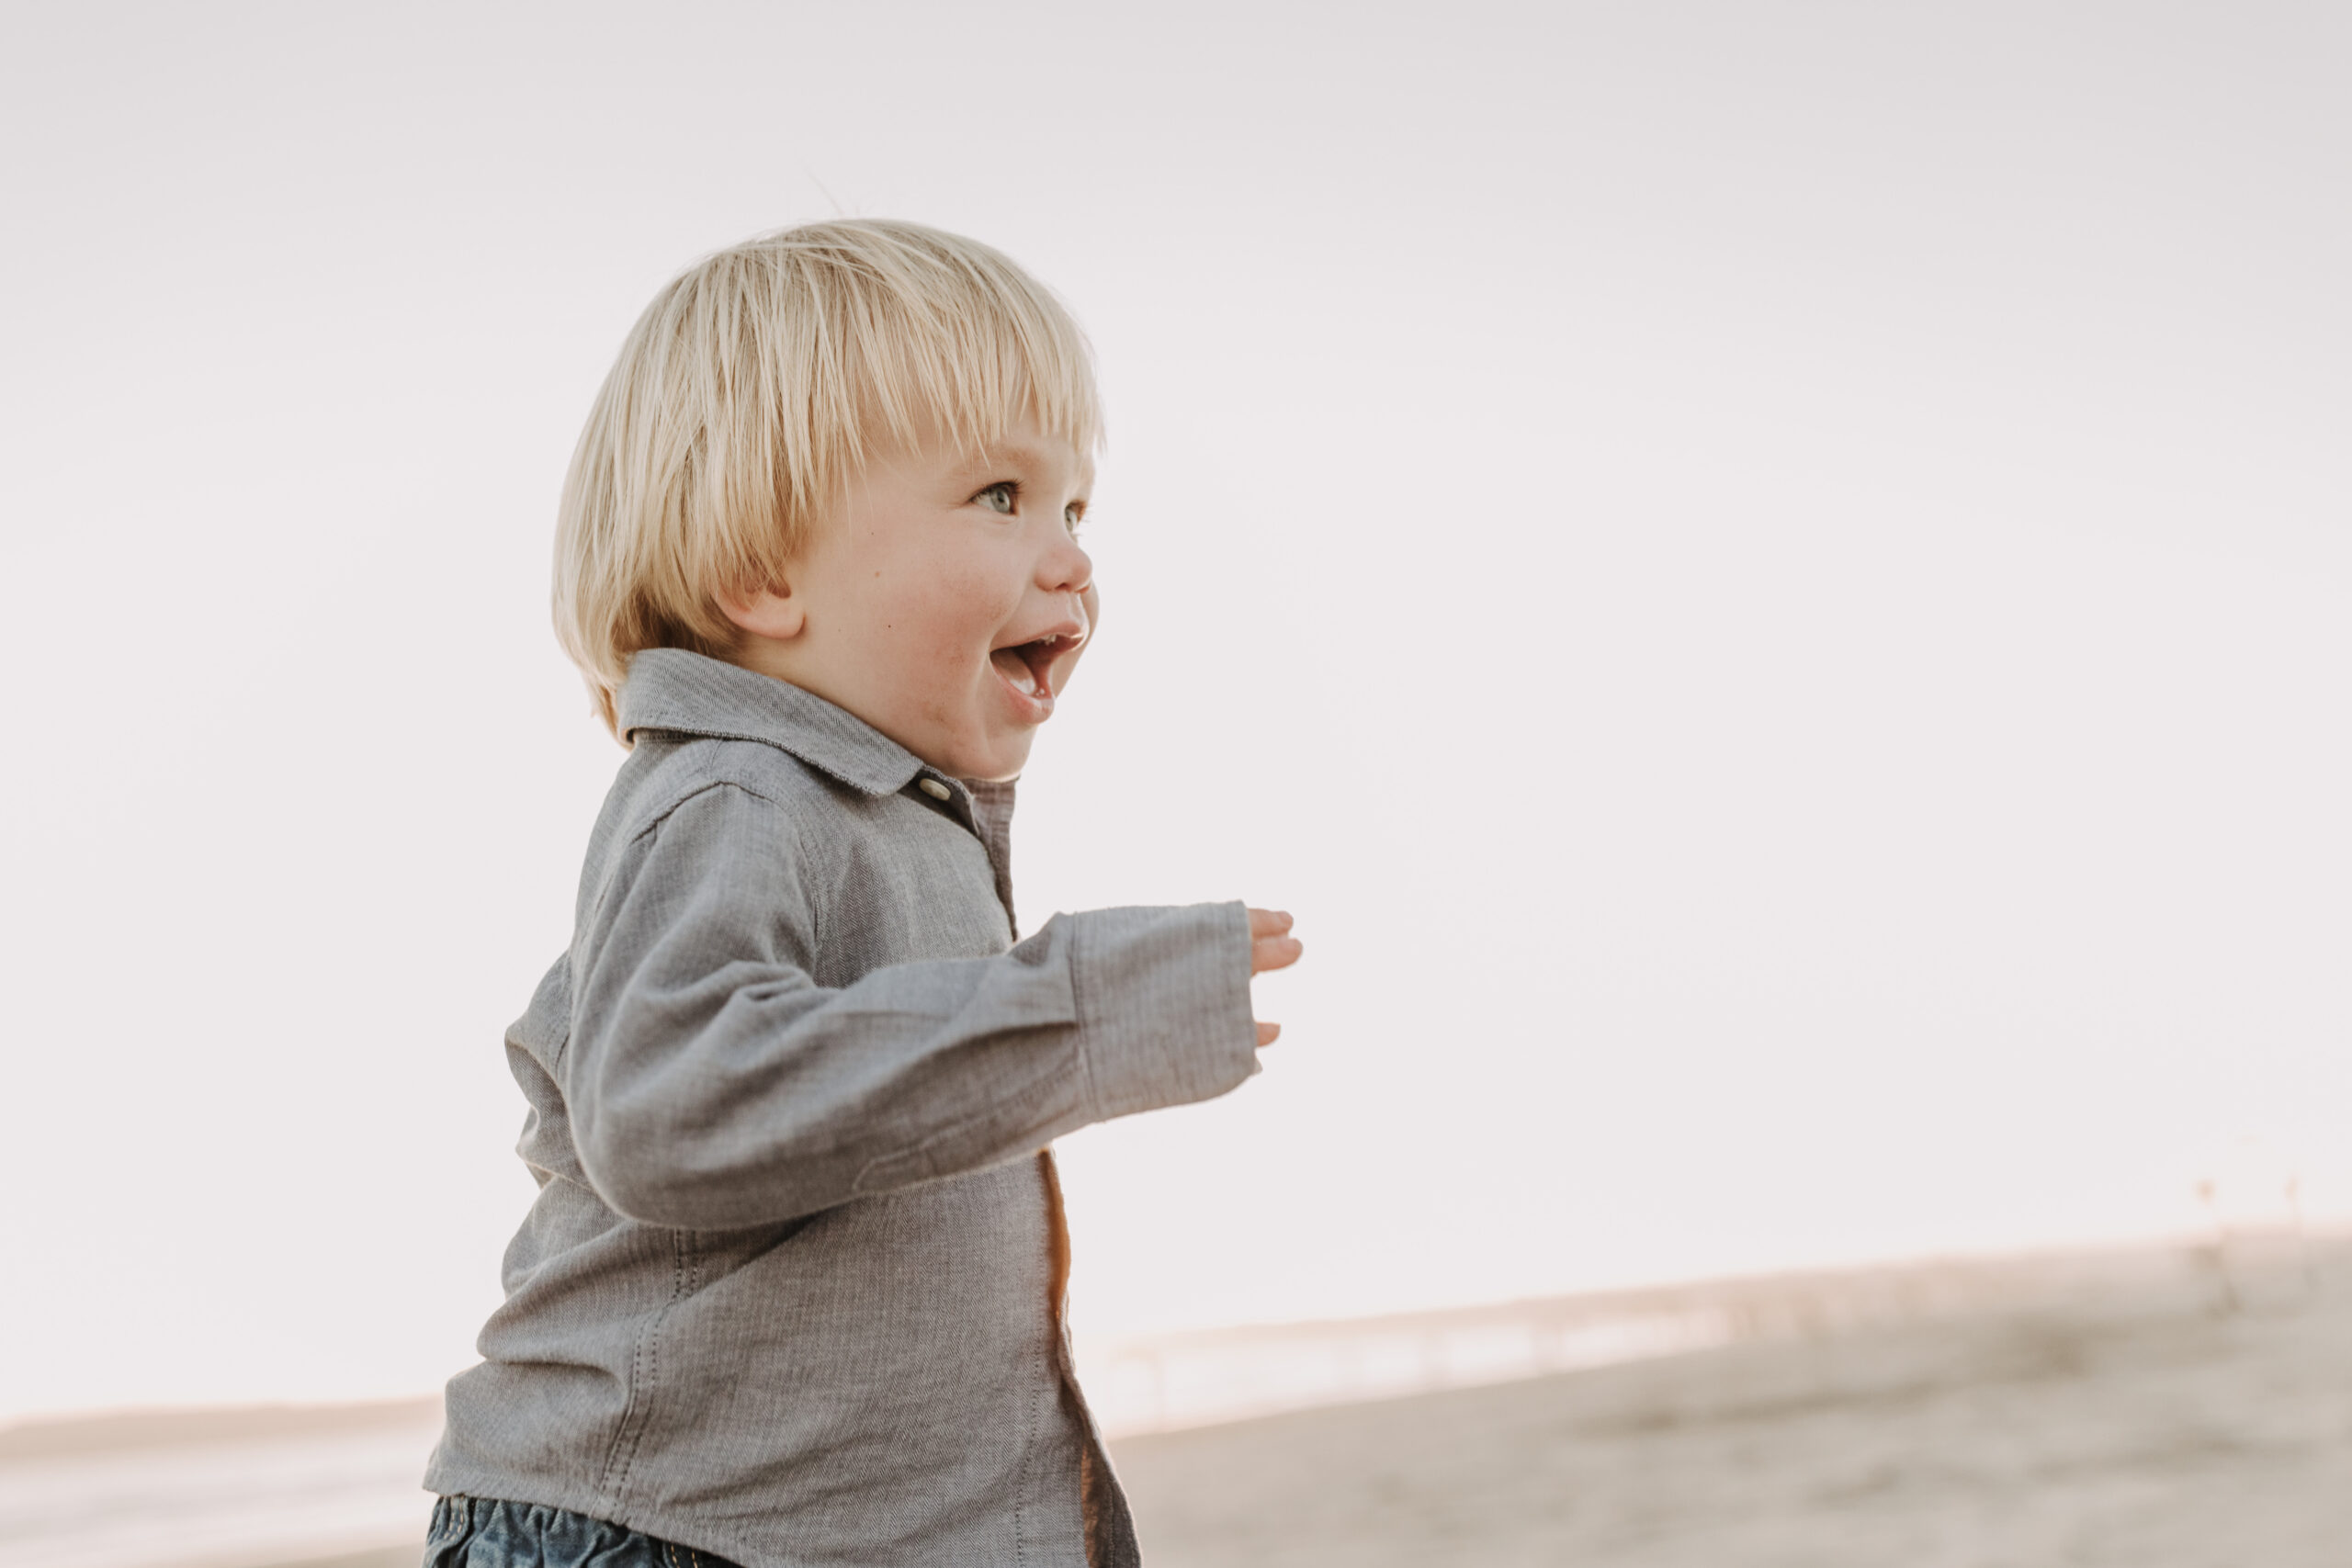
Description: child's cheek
933,555,1021,638
904,566,1007,678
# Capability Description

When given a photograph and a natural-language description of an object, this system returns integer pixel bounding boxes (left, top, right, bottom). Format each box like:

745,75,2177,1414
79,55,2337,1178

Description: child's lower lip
991,658,1057,720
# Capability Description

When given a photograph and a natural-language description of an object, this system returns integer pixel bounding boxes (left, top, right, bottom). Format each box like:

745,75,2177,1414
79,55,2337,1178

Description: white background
2,1,2346,1420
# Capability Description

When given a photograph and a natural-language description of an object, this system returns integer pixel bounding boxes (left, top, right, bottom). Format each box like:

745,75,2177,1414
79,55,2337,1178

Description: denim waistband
426,1495,744,1568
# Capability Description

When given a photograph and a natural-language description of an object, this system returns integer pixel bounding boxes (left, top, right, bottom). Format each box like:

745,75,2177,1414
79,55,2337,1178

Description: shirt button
919,778,952,800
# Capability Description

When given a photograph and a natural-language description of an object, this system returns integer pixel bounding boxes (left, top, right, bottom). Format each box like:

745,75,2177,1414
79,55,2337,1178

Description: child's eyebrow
956,440,1050,473
954,440,1091,491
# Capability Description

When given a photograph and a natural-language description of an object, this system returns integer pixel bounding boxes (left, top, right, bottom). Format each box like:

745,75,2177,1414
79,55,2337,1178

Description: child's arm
556,781,1295,1230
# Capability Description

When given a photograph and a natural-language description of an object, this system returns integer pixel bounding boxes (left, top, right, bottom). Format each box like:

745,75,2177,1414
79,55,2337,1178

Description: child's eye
972,481,1019,515
1064,502,1086,533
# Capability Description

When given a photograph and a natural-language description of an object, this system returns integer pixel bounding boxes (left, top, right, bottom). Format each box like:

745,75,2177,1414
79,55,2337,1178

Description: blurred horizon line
9,1222,2336,1441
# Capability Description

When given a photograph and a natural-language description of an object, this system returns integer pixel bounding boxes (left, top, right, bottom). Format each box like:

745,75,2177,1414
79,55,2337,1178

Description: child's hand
1248,908,1303,1047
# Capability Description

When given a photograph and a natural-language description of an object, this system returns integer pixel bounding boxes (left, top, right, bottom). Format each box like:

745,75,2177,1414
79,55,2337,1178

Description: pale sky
2,2,2346,1421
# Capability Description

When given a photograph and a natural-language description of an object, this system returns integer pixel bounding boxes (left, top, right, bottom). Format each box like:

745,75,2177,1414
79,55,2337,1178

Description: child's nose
1039,536,1093,595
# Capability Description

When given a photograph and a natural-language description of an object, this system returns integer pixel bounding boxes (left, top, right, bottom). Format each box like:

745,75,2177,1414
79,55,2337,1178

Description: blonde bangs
553,219,1102,736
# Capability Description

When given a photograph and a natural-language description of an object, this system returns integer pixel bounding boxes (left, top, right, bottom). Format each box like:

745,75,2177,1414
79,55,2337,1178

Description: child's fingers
1251,934,1304,975
1247,908,1299,1040
1247,908,1300,974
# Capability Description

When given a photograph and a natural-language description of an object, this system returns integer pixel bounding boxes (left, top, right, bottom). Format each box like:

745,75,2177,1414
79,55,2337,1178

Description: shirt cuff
1064,901,1262,1121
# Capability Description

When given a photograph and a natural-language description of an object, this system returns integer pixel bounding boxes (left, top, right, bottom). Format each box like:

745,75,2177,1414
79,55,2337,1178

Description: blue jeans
425,1496,744,1568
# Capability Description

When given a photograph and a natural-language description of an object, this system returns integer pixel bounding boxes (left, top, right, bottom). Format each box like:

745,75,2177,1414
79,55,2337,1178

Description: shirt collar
617,648,933,797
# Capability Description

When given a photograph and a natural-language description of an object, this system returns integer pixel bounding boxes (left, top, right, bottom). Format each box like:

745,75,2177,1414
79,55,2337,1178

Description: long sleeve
560,781,1260,1229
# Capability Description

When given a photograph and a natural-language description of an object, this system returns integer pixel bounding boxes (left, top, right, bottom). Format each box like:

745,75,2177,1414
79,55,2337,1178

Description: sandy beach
1114,1241,2351,1566
6,1238,2342,1568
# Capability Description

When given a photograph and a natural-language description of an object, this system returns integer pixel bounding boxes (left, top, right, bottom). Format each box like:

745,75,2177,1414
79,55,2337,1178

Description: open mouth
989,633,1082,705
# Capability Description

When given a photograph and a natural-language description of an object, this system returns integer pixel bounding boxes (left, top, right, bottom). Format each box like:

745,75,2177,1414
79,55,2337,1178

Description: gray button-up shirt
424,649,1261,1567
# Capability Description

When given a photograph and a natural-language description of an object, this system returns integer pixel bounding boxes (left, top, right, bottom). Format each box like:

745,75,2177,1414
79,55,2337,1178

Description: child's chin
921,725,1032,785
965,728,1037,783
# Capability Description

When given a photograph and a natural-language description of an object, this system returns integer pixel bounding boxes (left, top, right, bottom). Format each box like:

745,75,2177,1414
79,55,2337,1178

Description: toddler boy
421,220,1301,1568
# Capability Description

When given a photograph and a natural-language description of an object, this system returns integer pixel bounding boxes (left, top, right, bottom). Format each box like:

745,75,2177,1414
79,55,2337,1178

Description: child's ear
717,581,806,642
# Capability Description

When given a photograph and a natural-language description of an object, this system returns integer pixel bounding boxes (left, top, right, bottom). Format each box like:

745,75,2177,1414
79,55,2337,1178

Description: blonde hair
553,219,1102,735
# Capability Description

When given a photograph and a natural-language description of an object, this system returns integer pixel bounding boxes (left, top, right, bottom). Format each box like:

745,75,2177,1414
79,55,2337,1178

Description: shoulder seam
615,760,829,961
626,775,796,849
